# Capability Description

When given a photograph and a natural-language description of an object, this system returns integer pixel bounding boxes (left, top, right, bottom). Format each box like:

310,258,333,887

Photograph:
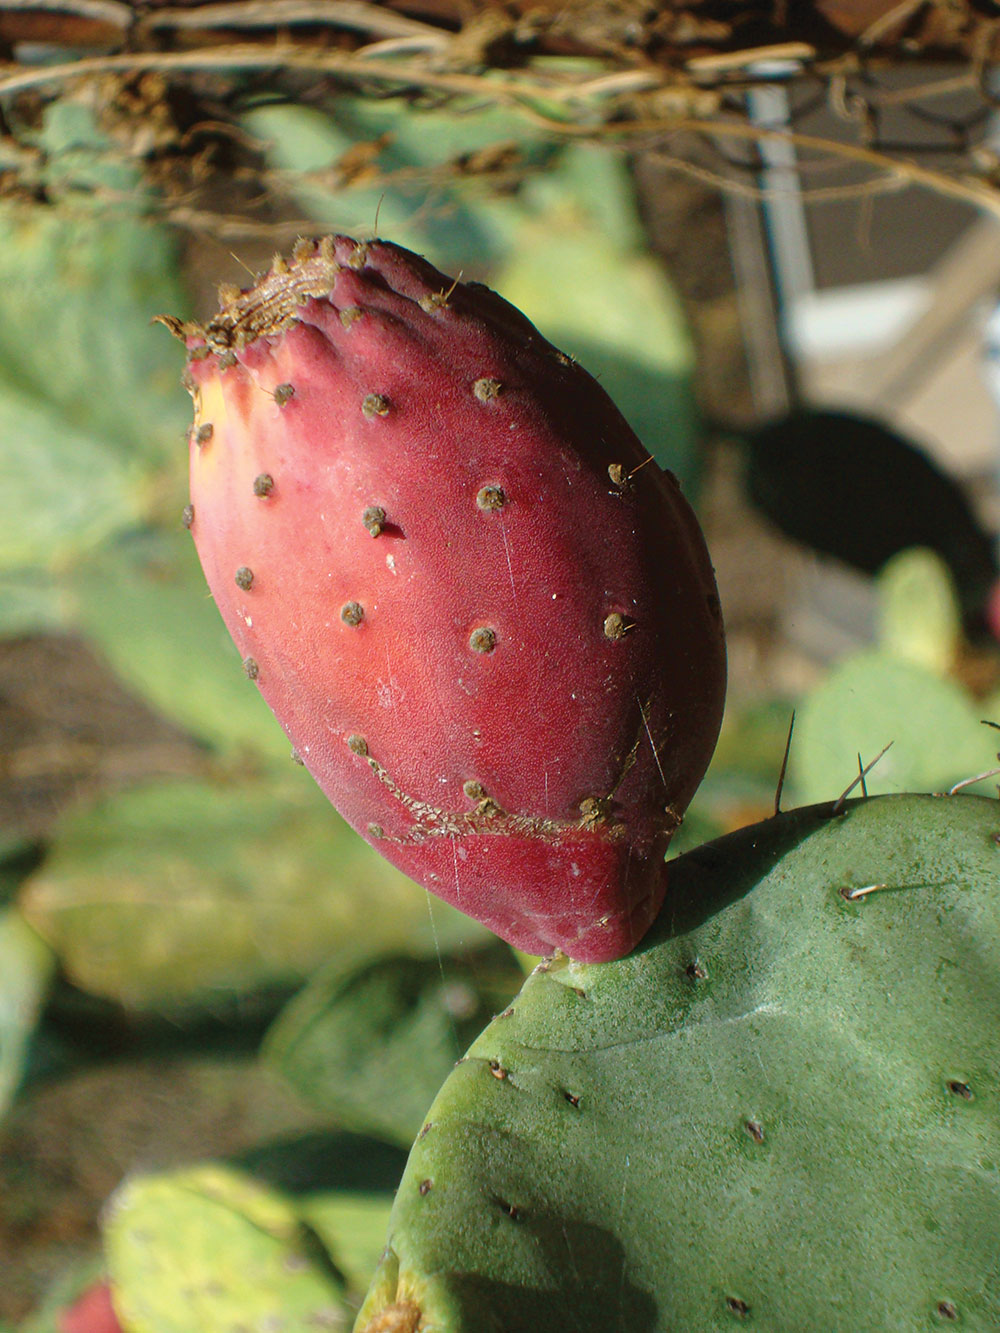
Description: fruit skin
987,578,1000,642
171,235,725,961
59,1282,123,1333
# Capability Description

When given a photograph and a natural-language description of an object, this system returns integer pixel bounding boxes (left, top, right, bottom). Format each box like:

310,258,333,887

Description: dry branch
0,0,997,228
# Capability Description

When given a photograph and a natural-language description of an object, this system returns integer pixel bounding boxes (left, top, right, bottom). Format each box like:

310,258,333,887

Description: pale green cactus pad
0,909,54,1119
0,101,190,581
104,1164,368,1332
20,774,485,1013
68,531,296,763
356,794,1000,1332
265,945,524,1146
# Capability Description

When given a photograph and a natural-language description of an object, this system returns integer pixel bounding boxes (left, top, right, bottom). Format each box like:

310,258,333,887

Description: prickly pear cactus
20,773,483,1015
168,234,726,962
356,793,1000,1332
103,1165,358,1332
0,908,54,1118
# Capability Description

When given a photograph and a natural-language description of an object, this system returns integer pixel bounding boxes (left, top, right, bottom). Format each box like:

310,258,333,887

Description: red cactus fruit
166,236,726,961
59,1282,123,1333
988,577,1000,644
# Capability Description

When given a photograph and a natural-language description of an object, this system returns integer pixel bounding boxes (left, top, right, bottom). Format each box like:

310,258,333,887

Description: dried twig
592,117,1000,222
143,0,447,42
0,6,995,226
856,0,928,50
0,0,132,24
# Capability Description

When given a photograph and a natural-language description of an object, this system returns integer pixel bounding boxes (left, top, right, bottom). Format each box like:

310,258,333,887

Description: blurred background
1,1,1000,1324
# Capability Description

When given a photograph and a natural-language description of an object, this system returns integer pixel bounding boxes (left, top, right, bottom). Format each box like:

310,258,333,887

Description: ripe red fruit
987,578,1000,643
169,236,726,961
59,1282,123,1333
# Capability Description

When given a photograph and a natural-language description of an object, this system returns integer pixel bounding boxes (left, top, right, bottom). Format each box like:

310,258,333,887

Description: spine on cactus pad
164,235,726,962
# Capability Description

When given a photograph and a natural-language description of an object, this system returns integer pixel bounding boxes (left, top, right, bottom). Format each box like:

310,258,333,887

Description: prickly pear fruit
988,577,1000,642
169,236,725,961
59,1282,123,1333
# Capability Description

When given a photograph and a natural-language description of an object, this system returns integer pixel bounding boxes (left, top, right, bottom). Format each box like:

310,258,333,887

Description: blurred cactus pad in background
0,10,999,1331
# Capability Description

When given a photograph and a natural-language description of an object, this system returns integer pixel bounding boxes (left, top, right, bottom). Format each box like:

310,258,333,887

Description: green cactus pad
0,909,54,1118
0,568,66,638
0,103,190,467
240,100,548,266
357,794,1000,1332
265,945,524,1146
68,531,293,762
877,548,962,674
20,775,485,1014
301,1193,395,1299
793,651,999,802
104,1165,350,1332
0,102,190,573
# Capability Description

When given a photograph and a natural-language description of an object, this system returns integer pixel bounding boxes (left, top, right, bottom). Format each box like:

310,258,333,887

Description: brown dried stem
0,0,997,225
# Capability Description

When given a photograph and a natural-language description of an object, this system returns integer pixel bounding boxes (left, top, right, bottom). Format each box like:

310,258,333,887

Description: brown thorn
473,377,502,402
362,392,390,420
476,485,506,512
831,742,893,816
839,882,889,901
772,709,794,816
469,626,497,654
604,612,634,641
626,455,655,480
228,250,256,279
153,313,189,341
744,1119,764,1144
362,505,386,537
948,766,1000,796
421,270,464,312
345,240,369,270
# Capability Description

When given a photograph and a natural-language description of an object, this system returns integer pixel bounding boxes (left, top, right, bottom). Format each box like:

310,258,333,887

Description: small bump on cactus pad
168,235,726,961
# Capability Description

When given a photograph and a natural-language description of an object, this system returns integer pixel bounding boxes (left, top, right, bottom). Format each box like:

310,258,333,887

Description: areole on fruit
165,234,726,961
